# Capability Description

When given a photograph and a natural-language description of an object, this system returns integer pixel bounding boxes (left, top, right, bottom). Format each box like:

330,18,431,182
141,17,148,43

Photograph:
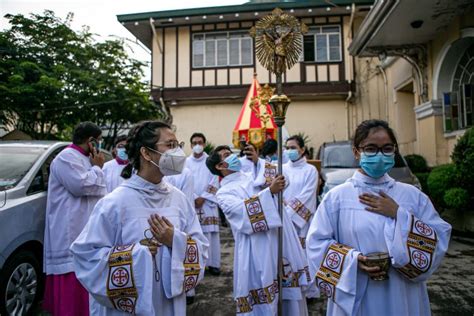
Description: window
192,31,253,68
303,25,341,62
443,44,474,131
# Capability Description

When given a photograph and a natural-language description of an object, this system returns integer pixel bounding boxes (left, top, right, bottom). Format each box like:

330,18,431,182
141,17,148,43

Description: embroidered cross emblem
196,208,205,222
254,221,268,232
412,250,429,269
187,245,197,262
318,281,333,297
325,252,341,269
415,221,433,236
117,298,134,313
247,202,260,215
112,268,129,287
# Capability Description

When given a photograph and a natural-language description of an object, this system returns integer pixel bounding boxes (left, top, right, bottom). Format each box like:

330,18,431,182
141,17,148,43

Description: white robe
44,146,107,275
240,156,265,180
283,157,318,248
186,153,221,268
103,158,127,193
164,167,194,205
70,174,209,315
306,171,452,316
217,172,308,315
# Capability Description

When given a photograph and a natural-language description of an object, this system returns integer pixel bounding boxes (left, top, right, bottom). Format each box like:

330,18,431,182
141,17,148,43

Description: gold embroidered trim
206,184,218,195
288,198,312,222
201,216,220,226
397,214,437,279
299,237,306,249
183,237,201,292
263,163,277,188
244,196,269,233
106,244,138,314
236,280,279,314
315,243,351,301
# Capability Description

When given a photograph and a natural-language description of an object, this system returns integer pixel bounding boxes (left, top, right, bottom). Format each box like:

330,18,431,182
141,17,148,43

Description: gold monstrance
250,8,307,315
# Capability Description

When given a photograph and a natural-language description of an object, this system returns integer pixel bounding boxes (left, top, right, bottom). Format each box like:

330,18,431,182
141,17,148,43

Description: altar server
71,120,208,315
306,119,451,315
103,135,128,192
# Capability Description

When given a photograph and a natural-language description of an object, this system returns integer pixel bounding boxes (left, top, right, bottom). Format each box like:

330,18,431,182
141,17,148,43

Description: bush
405,154,429,173
427,164,458,208
414,172,429,193
451,127,474,196
204,142,215,154
444,188,470,210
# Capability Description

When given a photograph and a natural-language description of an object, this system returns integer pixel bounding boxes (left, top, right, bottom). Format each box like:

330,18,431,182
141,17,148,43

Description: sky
1,0,245,82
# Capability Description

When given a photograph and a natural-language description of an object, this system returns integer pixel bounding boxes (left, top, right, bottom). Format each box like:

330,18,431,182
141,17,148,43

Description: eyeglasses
156,140,184,149
358,144,396,157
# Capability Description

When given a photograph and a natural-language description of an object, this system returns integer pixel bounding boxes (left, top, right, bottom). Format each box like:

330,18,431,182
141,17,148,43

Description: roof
117,0,374,49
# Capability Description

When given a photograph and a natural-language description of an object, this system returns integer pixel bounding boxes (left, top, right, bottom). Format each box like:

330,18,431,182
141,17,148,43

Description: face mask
116,148,128,161
90,138,102,152
224,154,241,172
359,153,395,178
286,149,300,162
270,154,278,162
192,144,204,155
147,147,186,176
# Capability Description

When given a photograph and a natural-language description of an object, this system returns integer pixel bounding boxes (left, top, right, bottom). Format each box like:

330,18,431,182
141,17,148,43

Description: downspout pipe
376,65,389,122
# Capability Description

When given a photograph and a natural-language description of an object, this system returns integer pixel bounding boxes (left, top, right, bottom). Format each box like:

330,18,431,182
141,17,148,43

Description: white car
0,141,68,316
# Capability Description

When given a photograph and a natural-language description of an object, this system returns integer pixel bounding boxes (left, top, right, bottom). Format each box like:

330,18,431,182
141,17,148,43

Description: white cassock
283,157,318,248
44,146,107,275
70,174,209,315
186,153,221,268
240,156,265,180
103,158,127,192
164,167,194,204
306,171,452,316
217,172,308,315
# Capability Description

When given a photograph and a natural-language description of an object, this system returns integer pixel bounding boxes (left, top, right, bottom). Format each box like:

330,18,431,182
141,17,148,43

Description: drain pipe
345,90,353,140
345,3,356,140
377,65,389,122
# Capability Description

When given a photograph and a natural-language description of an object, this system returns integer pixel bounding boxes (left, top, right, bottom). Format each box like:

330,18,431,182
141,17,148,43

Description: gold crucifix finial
250,8,308,76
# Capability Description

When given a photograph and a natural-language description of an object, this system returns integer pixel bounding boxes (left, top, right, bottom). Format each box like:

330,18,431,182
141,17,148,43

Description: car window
322,144,359,168
27,146,66,195
0,146,47,191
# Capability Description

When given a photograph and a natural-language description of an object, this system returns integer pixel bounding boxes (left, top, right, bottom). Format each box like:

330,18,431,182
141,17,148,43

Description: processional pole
250,9,307,316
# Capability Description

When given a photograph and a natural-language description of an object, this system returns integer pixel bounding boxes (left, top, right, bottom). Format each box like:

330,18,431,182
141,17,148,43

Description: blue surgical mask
116,148,128,161
286,149,300,162
359,153,395,178
224,154,241,172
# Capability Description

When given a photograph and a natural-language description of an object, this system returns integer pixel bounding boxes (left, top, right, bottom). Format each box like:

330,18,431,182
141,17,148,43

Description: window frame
302,25,343,64
191,30,254,69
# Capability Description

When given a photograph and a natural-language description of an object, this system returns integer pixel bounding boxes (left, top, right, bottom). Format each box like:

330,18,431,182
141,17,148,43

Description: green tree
0,11,163,142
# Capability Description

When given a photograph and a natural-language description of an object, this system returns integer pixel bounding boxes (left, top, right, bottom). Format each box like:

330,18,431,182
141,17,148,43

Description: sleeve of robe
217,186,281,235
284,167,318,229
306,193,361,315
53,151,106,197
70,199,155,315
162,195,209,299
199,175,219,204
384,188,452,282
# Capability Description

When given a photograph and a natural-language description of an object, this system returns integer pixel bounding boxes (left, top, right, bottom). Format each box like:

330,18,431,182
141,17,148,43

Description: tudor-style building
118,0,373,151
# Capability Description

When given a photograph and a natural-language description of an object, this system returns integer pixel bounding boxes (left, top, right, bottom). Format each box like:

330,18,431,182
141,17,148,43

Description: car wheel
0,250,42,316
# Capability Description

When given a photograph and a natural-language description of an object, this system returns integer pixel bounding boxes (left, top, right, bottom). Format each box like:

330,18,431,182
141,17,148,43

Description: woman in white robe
306,119,451,316
103,135,128,193
71,120,208,315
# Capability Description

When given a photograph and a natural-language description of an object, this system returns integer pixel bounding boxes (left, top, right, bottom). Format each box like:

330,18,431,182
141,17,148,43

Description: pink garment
43,273,90,316
67,144,89,157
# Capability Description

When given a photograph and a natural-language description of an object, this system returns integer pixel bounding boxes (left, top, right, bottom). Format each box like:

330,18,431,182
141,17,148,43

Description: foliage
414,172,429,193
204,142,215,155
451,127,474,198
444,188,470,211
427,164,457,208
0,11,162,142
405,154,429,173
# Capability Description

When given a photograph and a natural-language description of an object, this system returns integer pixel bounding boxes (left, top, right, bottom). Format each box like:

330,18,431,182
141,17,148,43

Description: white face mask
192,144,204,155
147,147,186,176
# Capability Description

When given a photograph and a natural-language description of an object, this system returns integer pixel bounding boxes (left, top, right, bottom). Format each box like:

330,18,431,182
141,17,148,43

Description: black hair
114,135,127,147
261,139,278,157
352,119,398,149
190,132,206,144
121,120,172,179
72,122,102,145
206,145,231,177
286,135,305,149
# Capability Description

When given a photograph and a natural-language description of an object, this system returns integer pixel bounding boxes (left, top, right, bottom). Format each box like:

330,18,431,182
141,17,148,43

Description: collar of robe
122,174,172,195
289,156,307,168
190,152,208,162
221,171,244,186
349,170,395,190
67,144,89,157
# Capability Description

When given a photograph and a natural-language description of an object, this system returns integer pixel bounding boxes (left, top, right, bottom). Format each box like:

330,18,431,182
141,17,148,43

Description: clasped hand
148,214,174,248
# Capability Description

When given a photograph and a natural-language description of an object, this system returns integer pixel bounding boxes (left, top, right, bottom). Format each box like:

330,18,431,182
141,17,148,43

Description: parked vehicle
317,141,421,200
0,141,69,315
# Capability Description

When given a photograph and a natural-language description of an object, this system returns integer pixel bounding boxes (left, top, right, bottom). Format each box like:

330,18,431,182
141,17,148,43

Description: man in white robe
306,171,451,315
207,145,308,315
103,135,128,193
43,121,107,316
186,132,221,275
